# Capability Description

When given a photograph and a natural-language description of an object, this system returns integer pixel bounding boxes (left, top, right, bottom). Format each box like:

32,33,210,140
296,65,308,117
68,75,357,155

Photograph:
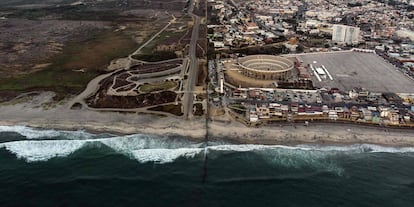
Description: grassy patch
60,32,138,71
138,31,177,54
197,61,207,86
132,51,177,62
134,27,188,57
148,104,183,116
0,31,138,95
0,96,32,106
194,103,204,116
139,81,178,93
228,104,246,115
0,69,98,92
7,5,133,21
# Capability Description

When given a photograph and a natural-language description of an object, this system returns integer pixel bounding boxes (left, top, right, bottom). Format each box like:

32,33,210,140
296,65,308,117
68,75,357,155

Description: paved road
71,0,201,117
182,0,201,119
68,69,121,109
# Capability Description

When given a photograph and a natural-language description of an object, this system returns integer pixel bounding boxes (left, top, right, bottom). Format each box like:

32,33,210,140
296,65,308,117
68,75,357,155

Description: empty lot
296,51,414,93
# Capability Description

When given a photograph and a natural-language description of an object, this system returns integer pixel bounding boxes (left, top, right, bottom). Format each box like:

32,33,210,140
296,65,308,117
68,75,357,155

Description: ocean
0,126,413,206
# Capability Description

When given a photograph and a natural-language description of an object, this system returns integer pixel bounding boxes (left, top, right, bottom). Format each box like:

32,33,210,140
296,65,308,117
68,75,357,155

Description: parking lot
242,89,321,104
297,51,414,93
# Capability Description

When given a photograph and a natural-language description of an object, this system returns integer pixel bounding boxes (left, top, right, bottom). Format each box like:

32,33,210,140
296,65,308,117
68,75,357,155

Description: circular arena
237,55,294,81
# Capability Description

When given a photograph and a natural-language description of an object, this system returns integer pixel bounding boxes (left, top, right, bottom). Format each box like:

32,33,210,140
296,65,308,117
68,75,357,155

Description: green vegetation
0,68,98,93
132,51,178,62
138,31,180,54
148,104,183,116
6,5,136,21
228,104,246,115
228,104,246,110
139,81,178,93
131,28,187,61
61,32,137,70
194,103,204,116
0,31,138,95
0,96,32,106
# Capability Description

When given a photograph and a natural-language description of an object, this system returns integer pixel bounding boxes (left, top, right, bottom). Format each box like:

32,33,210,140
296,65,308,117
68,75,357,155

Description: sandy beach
208,121,414,147
0,92,413,146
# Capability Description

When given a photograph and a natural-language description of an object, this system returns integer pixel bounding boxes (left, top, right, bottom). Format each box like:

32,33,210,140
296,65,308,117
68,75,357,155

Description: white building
332,24,360,45
213,41,225,48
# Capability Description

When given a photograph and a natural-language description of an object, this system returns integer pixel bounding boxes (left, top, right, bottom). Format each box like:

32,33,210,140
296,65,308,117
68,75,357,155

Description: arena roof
237,55,294,73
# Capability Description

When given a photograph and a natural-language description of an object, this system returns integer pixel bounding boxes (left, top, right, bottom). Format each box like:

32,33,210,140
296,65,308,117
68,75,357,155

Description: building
332,24,360,45
235,55,294,81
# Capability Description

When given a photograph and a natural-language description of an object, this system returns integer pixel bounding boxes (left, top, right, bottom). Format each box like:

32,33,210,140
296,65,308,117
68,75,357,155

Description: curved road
68,69,121,109
70,0,202,118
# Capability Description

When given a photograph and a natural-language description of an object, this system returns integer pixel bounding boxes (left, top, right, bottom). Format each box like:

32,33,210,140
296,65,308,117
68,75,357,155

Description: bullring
236,55,294,81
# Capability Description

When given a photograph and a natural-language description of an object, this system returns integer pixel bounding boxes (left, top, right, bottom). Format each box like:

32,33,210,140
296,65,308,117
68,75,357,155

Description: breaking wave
0,125,94,139
295,144,414,153
1,139,87,162
0,126,414,165
208,144,414,154
131,148,204,164
0,133,203,163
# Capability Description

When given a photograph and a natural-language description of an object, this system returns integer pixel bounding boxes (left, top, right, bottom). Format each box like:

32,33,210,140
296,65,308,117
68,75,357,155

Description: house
350,106,361,120
328,110,338,120
388,110,399,124
269,103,283,117
335,107,350,119
361,108,373,121
349,88,369,99
257,104,270,119
290,103,299,114
249,107,259,122
213,41,225,48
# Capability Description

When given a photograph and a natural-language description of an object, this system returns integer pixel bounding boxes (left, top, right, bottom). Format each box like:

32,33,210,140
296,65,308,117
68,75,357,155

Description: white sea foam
206,144,271,152
296,144,414,153
0,140,87,162
2,138,414,163
206,144,313,152
0,125,93,139
259,147,344,175
131,148,203,164
1,126,414,163
0,133,203,163
206,143,414,175
99,134,203,151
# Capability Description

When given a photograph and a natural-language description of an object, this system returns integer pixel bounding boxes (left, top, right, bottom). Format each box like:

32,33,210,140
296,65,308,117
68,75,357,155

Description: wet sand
208,121,414,147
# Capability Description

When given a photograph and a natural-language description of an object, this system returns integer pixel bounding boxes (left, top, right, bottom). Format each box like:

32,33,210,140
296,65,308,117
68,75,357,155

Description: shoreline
0,119,206,141
0,92,413,147
1,117,414,148
208,121,414,147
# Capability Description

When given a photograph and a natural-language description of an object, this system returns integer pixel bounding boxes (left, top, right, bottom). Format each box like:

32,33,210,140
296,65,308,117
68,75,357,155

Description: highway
182,0,201,119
